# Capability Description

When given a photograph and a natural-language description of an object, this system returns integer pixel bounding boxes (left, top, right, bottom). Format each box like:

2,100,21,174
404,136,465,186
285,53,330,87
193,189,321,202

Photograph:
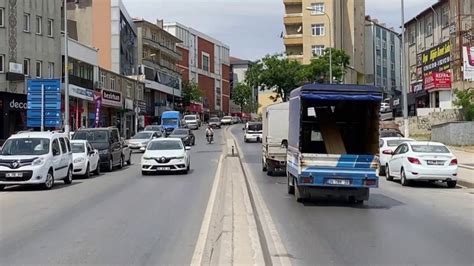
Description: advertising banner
419,41,452,90
93,91,101,127
424,72,452,91
69,84,94,101
462,46,474,81
101,89,122,107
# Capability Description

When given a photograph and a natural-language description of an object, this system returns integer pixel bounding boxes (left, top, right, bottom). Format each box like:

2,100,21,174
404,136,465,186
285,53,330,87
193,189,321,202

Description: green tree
454,88,474,121
300,48,351,83
232,83,253,113
181,81,202,107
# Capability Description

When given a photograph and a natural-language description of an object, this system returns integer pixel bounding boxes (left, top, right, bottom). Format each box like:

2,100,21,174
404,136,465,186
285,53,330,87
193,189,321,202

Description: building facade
229,57,255,114
403,0,474,114
283,0,365,84
364,16,402,97
0,0,62,140
164,22,231,118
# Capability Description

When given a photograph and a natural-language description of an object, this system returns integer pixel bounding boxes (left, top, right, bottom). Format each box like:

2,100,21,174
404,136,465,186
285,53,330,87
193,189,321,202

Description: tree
181,81,202,107
300,48,351,84
454,88,474,121
232,83,253,113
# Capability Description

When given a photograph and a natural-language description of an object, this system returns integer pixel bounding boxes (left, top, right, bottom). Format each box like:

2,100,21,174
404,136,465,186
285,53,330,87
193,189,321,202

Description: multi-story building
364,16,402,97
403,0,473,114
133,19,182,118
230,57,254,114
283,0,365,84
0,0,62,140
164,22,231,118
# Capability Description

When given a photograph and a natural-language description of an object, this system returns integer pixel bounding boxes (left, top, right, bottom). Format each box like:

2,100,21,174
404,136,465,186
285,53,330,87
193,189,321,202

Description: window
24,13,30,32
382,30,387,40
409,27,415,44
0,54,4,73
65,138,71,152
126,84,132,98
425,16,433,36
47,19,53,37
36,61,42,78
0,8,4,27
52,139,61,156
59,138,67,154
311,24,325,36
376,27,381,38
36,16,42,35
48,62,54,78
311,45,325,57
202,53,209,71
24,58,30,76
110,77,116,91
441,7,449,27
100,72,106,88
310,3,324,14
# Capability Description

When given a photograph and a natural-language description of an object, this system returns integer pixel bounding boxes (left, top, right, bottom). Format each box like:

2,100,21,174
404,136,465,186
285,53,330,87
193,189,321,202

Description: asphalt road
0,128,223,265
231,126,474,266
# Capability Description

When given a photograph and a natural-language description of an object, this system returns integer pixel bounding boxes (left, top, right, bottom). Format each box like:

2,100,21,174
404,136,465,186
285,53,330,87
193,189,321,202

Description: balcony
283,34,303,45
284,13,303,25
69,74,94,90
143,37,182,61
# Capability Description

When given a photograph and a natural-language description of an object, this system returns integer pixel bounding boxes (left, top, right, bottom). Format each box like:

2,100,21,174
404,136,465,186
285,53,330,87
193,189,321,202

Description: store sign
424,72,451,91
9,63,23,74
420,41,451,75
69,84,94,101
102,89,122,107
94,92,101,127
411,82,423,93
462,46,474,81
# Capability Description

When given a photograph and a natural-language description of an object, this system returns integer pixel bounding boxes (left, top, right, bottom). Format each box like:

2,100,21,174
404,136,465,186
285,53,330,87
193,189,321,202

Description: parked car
231,116,239,124
144,125,165,135
380,102,391,113
141,138,191,175
387,141,458,187
183,115,200,130
221,116,233,125
73,127,124,172
128,131,161,152
208,117,222,128
380,129,404,138
168,128,195,146
71,140,100,178
378,137,413,176
0,131,73,190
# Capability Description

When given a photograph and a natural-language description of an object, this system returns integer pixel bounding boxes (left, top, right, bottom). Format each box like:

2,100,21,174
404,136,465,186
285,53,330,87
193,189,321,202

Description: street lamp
305,7,332,84
64,0,70,134
400,0,409,137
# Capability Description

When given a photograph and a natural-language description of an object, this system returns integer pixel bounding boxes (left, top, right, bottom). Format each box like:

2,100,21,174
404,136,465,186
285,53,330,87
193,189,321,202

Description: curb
459,164,474,170
457,179,474,188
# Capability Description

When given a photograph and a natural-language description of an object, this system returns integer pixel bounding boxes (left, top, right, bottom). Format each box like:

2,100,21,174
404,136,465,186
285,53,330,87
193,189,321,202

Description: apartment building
403,0,473,114
283,0,365,84
0,0,62,140
133,19,182,118
229,57,256,113
164,22,231,117
365,16,402,97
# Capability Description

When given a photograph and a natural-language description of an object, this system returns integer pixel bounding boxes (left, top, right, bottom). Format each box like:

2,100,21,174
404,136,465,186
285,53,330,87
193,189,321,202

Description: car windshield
380,131,403,138
411,145,450,153
171,129,188,135
133,132,152,139
387,139,412,147
1,138,50,155
162,118,178,125
144,126,161,131
209,118,220,122
184,116,196,120
148,140,183,150
247,124,262,131
74,130,108,143
223,116,232,120
71,143,86,153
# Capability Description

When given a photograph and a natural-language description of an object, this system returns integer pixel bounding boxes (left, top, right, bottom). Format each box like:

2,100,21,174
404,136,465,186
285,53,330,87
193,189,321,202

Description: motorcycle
206,134,213,144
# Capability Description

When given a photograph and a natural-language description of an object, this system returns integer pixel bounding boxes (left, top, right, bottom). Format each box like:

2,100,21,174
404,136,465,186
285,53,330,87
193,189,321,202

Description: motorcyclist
205,126,214,142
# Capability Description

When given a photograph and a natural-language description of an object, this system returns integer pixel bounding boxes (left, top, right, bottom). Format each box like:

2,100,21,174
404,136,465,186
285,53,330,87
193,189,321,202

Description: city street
0,128,222,265
231,126,474,266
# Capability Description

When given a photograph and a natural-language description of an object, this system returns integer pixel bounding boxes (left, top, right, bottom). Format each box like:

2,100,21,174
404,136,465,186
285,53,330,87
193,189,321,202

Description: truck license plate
156,167,170,171
6,172,23,178
327,179,350,185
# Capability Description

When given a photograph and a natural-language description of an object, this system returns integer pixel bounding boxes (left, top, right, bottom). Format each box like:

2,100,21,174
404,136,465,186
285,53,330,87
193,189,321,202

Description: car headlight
99,149,108,155
143,157,154,160
176,156,185,160
32,157,45,166
74,157,85,163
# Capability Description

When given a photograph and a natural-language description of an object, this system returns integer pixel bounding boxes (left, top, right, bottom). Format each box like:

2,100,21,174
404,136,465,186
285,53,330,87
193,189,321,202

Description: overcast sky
123,0,438,61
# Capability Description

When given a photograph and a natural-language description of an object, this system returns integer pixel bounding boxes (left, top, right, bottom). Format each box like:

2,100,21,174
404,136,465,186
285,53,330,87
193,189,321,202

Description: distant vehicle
128,131,161,152
387,141,458,187
208,117,222,128
244,122,262,143
0,131,73,190
183,115,200,130
231,116,239,124
144,125,165,135
380,129,404,138
141,138,191,175
169,128,195,146
161,111,181,136
380,102,391,113
221,116,233,125
378,137,414,176
73,127,124,172
71,140,100,178
262,102,289,175
120,137,132,166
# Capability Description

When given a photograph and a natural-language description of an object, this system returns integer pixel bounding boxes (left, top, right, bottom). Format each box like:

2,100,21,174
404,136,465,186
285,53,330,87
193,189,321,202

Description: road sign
27,79,61,130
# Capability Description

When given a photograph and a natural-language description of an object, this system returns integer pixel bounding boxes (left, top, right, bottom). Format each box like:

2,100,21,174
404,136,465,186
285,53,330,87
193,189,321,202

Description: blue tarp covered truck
286,84,382,203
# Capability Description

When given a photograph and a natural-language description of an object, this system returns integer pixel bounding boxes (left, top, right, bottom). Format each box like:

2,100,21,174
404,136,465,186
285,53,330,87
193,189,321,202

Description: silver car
128,131,161,152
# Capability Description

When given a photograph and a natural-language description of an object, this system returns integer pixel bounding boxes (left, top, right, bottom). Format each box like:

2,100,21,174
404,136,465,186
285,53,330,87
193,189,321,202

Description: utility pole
400,0,409,137
64,0,70,134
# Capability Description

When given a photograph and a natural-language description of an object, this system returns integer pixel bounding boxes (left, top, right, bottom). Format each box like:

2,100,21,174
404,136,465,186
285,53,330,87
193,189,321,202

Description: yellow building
258,90,282,115
283,0,366,84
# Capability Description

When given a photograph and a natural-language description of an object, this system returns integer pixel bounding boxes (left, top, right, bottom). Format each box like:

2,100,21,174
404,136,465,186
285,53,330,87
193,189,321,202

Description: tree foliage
300,48,350,84
454,88,474,121
181,81,202,107
232,83,253,113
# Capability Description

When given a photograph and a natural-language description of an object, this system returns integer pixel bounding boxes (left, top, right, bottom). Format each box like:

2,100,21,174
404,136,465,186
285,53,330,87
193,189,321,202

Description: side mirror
94,149,99,154
89,150,95,155
185,146,191,151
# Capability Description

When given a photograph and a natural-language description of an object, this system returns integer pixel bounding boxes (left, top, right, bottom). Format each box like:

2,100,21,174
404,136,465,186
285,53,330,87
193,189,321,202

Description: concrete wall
395,108,463,136
432,122,474,145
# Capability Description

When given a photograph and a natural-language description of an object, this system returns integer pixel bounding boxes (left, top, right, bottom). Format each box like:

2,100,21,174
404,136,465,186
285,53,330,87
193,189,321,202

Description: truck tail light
364,179,377,186
407,157,421,165
382,149,392,155
302,177,313,183
449,159,457,165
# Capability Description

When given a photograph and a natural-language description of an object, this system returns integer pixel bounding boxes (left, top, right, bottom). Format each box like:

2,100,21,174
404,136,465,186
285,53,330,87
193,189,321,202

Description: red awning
188,103,203,113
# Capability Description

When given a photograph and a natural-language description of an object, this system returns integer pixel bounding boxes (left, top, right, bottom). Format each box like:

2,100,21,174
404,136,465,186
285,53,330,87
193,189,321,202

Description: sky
123,0,438,61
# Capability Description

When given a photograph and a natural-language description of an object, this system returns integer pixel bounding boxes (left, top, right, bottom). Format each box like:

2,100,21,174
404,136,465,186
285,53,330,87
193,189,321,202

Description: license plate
6,172,23,178
156,167,170,171
427,160,445,165
326,179,351,185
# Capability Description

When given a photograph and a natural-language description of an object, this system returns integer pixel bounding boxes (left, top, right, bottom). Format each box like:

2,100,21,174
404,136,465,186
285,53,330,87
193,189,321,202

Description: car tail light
449,159,458,165
382,149,392,155
407,157,421,164
364,179,377,186
302,177,313,183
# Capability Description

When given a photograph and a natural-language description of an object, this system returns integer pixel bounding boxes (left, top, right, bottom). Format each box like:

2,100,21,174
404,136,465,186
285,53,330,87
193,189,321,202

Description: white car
183,115,200,130
221,116,233,125
71,140,100,178
387,141,458,187
0,131,73,190
380,102,391,113
244,122,263,143
141,138,191,175
128,131,161,152
378,137,413,176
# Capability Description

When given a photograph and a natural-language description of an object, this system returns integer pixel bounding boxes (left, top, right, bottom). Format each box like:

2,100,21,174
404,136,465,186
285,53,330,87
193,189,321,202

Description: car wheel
379,165,386,176
118,156,124,169
385,165,393,181
64,167,73,184
94,162,101,175
42,170,55,190
262,159,267,172
446,180,457,188
108,159,113,172
141,171,148,176
0,185,5,191
295,177,305,203
287,175,294,195
244,138,248,143
127,152,132,165
400,169,409,186
84,163,91,179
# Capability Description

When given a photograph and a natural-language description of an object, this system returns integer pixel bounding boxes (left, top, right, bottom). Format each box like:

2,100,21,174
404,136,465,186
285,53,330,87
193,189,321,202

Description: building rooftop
404,0,448,26
230,56,252,65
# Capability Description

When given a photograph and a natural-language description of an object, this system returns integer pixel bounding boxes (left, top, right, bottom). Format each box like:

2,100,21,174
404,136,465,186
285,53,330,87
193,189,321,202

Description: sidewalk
449,147,474,188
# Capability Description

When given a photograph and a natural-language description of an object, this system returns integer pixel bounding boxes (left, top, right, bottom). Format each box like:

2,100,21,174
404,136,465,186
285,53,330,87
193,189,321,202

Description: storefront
100,89,123,130
123,98,135,139
68,84,95,130
0,92,27,141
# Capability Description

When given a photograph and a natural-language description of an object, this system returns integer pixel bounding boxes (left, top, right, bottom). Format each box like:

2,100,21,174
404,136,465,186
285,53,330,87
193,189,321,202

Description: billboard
419,41,452,90
27,79,62,129
463,46,474,81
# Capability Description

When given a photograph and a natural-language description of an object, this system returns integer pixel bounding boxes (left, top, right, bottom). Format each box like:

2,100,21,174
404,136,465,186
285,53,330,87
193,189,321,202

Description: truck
161,111,181,136
262,102,289,176
286,84,382,203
